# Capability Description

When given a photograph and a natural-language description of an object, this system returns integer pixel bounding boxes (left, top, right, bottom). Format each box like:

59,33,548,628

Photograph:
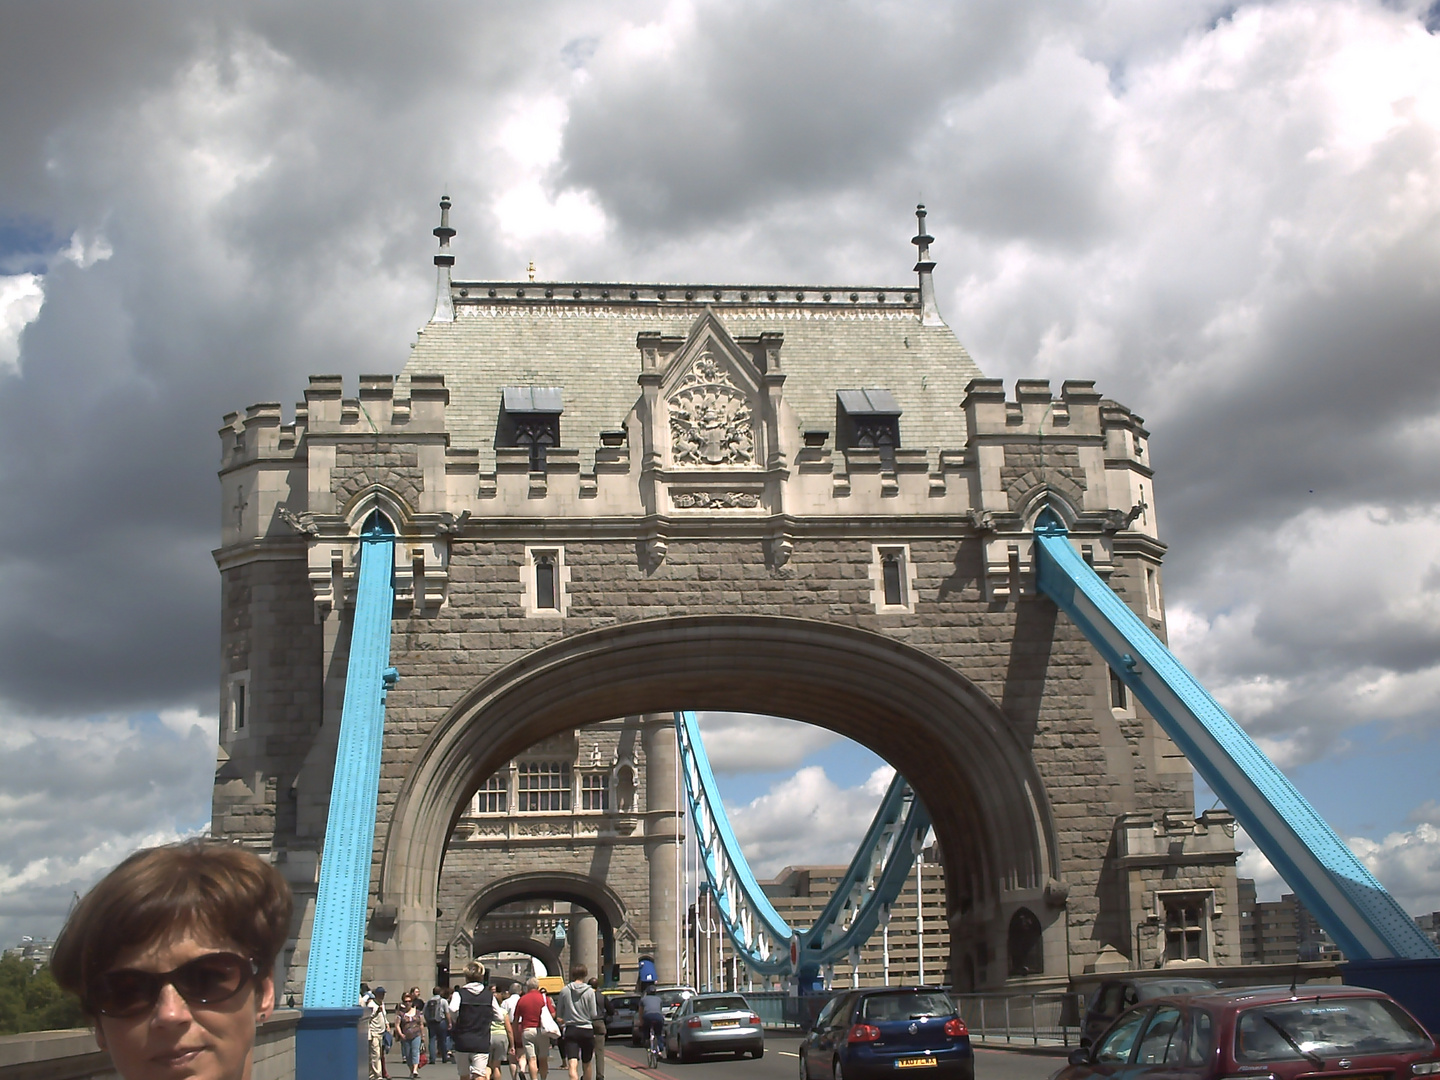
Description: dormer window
837,389,901,468
498,386,563,471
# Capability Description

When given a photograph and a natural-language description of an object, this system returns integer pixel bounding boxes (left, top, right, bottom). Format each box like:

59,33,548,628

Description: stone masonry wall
359,532,1185,982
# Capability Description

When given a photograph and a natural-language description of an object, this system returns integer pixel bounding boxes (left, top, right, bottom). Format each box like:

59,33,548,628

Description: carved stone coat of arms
668,354,754,466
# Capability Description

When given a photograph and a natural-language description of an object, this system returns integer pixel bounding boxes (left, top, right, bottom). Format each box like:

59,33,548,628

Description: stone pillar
571,908,599,979
642,714,682,983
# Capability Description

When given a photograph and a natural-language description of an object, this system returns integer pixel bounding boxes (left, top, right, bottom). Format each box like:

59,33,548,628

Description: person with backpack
427,985,454,1065
555,965,598,1080
449,961,495,1079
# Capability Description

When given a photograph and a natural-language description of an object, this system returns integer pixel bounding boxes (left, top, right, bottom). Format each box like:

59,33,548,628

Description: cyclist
638,983,665,1065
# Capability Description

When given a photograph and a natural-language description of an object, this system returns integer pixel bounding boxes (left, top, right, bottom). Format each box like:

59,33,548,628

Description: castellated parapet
217,363,1160,619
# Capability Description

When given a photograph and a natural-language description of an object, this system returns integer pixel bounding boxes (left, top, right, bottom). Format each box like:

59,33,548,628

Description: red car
1053,984,1439,1080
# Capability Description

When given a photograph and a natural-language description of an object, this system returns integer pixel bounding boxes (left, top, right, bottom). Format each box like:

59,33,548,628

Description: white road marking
778,1051,799,1057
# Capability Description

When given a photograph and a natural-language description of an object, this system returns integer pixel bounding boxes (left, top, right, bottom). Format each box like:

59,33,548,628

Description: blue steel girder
673,711,932,979
1032,515,1438,961
303,516,399,1008
675,710,793,975
808,782,930,967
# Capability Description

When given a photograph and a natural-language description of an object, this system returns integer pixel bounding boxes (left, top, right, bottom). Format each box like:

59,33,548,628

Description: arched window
1008,907,1044,976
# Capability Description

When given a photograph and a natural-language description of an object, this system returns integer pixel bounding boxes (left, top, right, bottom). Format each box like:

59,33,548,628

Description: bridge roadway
383,1038,1061,1080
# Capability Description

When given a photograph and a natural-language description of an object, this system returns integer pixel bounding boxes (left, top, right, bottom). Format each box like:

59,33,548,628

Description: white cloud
0,274,44,373
1234,819,1440,915
729,764,894,880
1348,823,1440,915
694,713,838,775
0,710,217,946
1165,505,1440,761
59,230,113,269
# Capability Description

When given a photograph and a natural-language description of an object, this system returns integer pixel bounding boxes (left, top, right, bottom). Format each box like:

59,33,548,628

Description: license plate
895,1058,938,1069
712,1020,740,1028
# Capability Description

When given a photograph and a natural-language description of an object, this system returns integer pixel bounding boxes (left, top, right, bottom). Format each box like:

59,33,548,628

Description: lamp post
880,904,892,986
1134,914,1159,969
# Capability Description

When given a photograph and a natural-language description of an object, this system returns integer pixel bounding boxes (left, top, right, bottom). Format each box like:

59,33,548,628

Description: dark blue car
799,988,974,1080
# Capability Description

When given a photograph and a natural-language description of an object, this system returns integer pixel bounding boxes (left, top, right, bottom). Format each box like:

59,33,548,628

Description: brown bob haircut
51,840,293,1017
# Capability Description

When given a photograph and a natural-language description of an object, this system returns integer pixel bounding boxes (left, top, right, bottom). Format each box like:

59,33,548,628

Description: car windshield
611,996,639,1009
694,997,749,1013
861,992,957,1023
659,990,693,1008
1234,998,1431,1062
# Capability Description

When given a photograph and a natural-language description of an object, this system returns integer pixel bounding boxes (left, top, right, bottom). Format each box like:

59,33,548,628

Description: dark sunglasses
90,952,259,1018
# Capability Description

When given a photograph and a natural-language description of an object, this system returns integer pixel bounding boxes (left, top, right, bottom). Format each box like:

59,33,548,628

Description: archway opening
385,615,1062,993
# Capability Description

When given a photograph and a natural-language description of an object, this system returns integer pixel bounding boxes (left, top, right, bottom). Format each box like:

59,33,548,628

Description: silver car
665,993,765,1062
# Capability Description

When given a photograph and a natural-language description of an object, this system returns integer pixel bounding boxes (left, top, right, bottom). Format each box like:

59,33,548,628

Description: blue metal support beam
1032,514,1437,961
298,514,398,1079
674,711,930,984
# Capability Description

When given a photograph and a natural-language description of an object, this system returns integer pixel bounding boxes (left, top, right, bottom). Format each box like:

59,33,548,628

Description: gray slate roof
399,285,984,471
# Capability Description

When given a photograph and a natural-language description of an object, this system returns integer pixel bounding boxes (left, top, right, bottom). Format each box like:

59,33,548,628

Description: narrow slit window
535,552,557,609
882,551,905,606
1110,668,1128,711
233,683,246,732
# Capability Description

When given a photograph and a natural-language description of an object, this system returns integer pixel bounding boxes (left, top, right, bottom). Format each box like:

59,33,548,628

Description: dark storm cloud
4,0,1440,929
0,1,598,716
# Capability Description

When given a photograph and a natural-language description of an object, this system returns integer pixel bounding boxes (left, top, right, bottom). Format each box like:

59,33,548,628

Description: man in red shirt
513,978,557,1080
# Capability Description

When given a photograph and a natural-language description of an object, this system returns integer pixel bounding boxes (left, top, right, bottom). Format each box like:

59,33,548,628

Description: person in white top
501,983,524,1080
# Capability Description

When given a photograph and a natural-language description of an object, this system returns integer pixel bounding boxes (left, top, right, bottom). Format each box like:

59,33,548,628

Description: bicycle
646,1020,663,1069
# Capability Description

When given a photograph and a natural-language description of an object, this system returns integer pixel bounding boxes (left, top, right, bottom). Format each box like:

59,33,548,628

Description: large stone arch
458,871,631,937
467,935,563,978
377,614,1060,983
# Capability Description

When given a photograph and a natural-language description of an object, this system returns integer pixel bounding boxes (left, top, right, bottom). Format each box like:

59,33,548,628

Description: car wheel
666,1040,678,1062
799,1050,810,1080
752,1047,764,1059
834,1055,844,1080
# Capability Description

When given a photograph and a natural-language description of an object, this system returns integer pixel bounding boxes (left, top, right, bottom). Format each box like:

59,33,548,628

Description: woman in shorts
50,840,292,1080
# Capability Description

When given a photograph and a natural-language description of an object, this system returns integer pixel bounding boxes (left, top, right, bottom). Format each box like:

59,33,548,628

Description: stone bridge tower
213,202,1239,997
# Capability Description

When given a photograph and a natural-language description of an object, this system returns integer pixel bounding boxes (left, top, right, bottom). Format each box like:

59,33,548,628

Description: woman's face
93,930,273,1080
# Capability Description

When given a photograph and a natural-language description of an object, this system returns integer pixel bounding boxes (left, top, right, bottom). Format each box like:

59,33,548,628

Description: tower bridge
212,201,1433,1050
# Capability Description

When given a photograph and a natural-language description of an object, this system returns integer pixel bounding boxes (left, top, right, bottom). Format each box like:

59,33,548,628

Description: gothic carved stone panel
668,354,754,466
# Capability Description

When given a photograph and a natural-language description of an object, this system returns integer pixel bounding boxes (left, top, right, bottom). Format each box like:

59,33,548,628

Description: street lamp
879,904,892,986
1134,915,1159,969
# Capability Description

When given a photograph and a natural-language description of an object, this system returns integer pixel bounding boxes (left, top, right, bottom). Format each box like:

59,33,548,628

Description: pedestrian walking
488,977,516,1080
588,979,609,1080
395,990,426,1078
501,981,524,1080
555,966,598,1080
514,977,556,1080
428,984,454,1064
449,962,495,1079
364,986,390,1080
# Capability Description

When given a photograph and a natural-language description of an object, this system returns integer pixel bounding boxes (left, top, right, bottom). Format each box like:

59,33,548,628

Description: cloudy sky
4,0,1440,944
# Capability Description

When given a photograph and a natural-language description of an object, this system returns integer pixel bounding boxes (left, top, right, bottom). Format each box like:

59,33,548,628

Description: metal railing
953,992,1087,1047
743,991,837,1031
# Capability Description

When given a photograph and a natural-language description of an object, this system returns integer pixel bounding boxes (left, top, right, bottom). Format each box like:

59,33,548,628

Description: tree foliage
0,956,87,1036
